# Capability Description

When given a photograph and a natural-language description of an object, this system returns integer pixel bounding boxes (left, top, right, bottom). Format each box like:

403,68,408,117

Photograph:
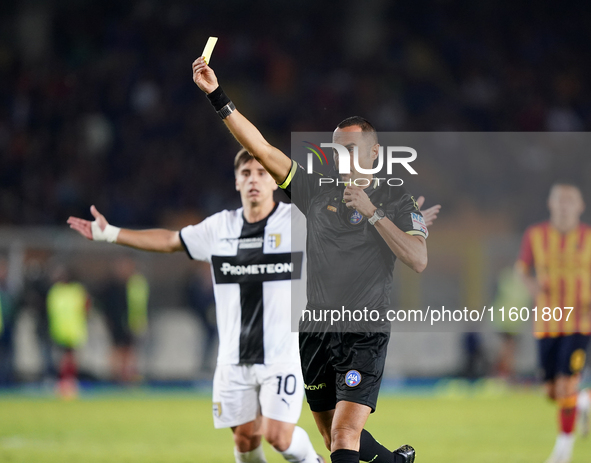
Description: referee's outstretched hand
416,196,441,227
192,57,219,94
67,205,108,241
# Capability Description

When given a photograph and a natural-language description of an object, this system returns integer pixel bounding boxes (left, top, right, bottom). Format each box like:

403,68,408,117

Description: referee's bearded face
235,159,278,206
548,184,585,231
332,126,379,183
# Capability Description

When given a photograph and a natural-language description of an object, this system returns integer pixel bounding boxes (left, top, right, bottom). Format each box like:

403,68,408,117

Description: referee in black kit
193,57,428,463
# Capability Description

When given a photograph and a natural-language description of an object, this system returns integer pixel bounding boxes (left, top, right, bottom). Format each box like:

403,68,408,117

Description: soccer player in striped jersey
68,150,325,463
516,182,591,463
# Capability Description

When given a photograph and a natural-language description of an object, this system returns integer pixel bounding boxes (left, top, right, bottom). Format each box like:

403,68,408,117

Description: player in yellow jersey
516,182,591,463
46,264,90,399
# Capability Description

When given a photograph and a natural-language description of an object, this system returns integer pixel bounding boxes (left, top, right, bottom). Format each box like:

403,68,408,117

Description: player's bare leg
232,417,322,463
121,346,138,383
313,402,414,463
232,417,265,462
545,375,581,463
311,409,335,451
330,401,371,452
57,348,79,400
110,346,129,383
262,417,323,462
262,418,295,451
545,380,558,402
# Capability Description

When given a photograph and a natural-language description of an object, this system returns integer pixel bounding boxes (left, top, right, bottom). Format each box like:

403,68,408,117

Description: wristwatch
368,208,385,225
217,101,236,119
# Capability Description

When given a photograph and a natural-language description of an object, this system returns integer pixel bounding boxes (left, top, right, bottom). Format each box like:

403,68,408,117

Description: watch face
376,208,385,218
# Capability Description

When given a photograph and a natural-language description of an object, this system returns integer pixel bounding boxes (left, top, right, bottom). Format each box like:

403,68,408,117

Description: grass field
0,387,590,462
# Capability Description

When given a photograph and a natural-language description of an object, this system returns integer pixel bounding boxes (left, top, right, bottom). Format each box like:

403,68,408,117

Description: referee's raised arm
192,57,292,186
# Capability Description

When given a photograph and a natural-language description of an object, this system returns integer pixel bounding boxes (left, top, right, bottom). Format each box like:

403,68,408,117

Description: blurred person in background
22,259,55,382
46,263,90,399
184,263,217,376
516,182,591,463
0,257,17,386
99,256,149,383
490,266,531,381
461,332,488,380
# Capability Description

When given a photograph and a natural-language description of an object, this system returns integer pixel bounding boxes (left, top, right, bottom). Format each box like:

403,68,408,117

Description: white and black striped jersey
179,202,303,366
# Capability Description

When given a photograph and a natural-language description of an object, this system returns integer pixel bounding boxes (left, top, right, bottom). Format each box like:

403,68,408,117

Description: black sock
359,429,394,463
331,449,360,463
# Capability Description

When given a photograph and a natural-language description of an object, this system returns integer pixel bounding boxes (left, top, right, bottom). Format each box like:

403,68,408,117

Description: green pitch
0,387,590,462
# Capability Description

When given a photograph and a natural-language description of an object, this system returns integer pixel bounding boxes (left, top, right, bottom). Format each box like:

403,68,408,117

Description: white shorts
212,362,304,429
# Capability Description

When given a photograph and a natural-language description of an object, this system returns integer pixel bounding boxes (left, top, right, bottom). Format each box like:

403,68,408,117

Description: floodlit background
0,1,590,462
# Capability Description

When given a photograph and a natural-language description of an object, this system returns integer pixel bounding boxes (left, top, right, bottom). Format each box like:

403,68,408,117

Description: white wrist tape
91,221,121,243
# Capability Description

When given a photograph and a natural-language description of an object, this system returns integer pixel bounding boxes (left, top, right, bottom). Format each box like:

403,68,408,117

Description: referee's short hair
551,179,581,191
336,116,378,144
234,148,254,171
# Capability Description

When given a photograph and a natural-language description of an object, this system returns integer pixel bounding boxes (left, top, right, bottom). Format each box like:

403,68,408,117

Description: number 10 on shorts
277,374,297,395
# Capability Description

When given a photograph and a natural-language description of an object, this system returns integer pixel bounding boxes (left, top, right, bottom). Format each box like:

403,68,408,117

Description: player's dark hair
234,148,254,171
336,116,378,144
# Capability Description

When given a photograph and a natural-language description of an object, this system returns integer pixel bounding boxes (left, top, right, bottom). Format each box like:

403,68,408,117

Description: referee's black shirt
280,160,428,314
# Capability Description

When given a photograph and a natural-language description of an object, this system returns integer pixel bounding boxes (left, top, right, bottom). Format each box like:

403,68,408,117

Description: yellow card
202,37,218,64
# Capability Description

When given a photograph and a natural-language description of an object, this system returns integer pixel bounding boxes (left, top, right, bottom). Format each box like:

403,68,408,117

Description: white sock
234,444,268,463
279,426,319,463
560,433,575,460
577,389,590,411
548,433,574,462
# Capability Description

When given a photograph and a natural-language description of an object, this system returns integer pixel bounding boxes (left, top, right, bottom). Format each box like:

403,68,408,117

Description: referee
193,57,428,463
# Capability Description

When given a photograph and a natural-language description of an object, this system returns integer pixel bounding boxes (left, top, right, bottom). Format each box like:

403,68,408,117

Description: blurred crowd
1,1,591,230
0,254,217,393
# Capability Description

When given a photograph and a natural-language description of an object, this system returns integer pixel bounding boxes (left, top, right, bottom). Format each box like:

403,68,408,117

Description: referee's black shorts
299,330,390,413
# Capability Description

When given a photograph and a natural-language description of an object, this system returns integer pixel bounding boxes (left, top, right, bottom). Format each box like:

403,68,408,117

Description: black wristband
206,86,231,111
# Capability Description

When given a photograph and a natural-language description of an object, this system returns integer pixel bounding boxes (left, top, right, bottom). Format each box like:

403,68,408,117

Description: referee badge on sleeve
411,212,428,236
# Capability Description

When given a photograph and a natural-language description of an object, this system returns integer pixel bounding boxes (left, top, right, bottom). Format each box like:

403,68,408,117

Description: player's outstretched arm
67,206,183,253
192,57,292,184
416,196,441,227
